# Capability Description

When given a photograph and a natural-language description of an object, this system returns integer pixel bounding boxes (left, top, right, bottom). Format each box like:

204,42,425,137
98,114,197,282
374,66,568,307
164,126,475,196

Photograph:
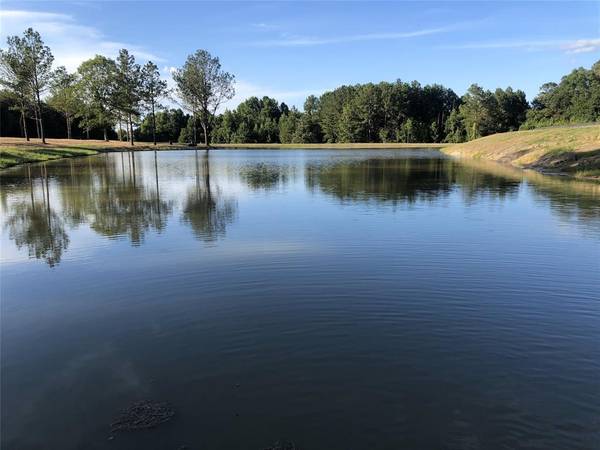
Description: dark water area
1,149,599,450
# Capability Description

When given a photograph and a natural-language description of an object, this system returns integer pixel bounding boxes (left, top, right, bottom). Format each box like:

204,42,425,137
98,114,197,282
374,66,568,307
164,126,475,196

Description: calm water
1,149,599,450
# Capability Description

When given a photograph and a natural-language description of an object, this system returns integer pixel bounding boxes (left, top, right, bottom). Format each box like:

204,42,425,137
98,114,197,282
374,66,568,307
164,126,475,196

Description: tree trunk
118,119,124,141
202,121,209,150
66,116,72,139
33,107,40,138
21,110,29,141
103,127,108,142
192,115,197,145
151,100,157,145
35,91,46,144
128,113,134,146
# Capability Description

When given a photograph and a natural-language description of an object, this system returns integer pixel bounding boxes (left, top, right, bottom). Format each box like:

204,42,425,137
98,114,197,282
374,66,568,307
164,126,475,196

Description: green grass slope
442,125,600,178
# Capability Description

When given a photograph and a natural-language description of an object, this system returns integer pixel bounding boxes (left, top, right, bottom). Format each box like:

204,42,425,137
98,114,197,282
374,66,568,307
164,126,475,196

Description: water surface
1,149,599,449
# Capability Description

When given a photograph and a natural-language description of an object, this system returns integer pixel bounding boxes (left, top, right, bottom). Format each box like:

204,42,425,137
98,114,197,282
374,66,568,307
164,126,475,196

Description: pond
1,149,599,449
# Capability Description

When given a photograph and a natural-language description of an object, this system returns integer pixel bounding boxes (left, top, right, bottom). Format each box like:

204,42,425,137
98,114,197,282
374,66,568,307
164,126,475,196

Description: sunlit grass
0,147,98,169
442,124,600,178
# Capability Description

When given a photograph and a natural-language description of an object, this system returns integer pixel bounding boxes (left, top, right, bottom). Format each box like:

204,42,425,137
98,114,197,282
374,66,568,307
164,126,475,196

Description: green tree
494,87,528,131
444,109,466,143
524,60,600,128
0,38,33,140
76,55,117,140
278,108,301,143
294,95,321,143
48,66,78,139
114,49,142,145
1,28,54,143
459,84,499,140
141,61,168,145
173,50,235,148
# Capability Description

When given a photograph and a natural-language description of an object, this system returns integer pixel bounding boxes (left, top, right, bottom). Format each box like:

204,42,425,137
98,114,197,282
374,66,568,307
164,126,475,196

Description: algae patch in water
110,400,175,432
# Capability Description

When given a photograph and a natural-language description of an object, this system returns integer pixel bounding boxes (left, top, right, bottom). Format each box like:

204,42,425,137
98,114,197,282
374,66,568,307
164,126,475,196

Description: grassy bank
442,125,600,178
0,138,190,169
0,137,445,169
0,146,99,169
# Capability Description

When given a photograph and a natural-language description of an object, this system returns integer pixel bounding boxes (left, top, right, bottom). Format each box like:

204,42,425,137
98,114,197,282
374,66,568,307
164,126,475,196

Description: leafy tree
173,49,235,147
137,108,188,143
494,87,528,131
338,101,363,142
76,55,117,140
523,60,600,128
444,109,466,143
22,29,54,143
0,43,33,140
278,108,301,143
319,85,356,143
141,61,168,144
459,84,499,140
0,28,54,143
294,95,322,143
114,49,142,145
48,66,78,139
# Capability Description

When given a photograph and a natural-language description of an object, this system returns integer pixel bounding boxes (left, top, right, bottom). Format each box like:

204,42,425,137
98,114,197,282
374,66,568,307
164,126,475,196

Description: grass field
442,124,600,178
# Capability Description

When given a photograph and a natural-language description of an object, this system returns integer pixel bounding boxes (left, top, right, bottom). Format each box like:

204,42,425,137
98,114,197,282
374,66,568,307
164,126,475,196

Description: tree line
1,28,599,146
0,28,234,146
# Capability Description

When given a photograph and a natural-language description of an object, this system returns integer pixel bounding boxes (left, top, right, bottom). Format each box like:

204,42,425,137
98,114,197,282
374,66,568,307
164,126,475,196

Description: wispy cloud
441,37,600,54
248,25,460,48
251,22,281,31
0,10,165,71
562,38,600,54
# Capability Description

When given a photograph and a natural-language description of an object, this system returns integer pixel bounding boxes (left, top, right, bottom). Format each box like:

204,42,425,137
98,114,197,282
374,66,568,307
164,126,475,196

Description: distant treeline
1,27,599,145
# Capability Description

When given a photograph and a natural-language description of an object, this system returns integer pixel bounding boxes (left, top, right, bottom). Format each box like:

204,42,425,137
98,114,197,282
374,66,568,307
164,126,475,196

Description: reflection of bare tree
182,151,237,242
5,165,69,267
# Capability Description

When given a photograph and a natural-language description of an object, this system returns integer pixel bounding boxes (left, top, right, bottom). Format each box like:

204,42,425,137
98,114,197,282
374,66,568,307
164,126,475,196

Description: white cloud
562,38,600,54
251,22,280,31
442,38,600,55
0,9,165,72
248,25,458,48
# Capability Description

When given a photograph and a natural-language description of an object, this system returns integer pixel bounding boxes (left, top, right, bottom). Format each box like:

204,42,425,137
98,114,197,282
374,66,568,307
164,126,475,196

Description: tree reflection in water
182,151,237,242
5,164,69,267
59,151,174,246
1,151,598,266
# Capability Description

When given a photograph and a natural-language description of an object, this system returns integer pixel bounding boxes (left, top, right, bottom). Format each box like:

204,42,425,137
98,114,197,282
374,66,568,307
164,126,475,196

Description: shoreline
2,126,599,182
441,125,600,181
0,138,446,170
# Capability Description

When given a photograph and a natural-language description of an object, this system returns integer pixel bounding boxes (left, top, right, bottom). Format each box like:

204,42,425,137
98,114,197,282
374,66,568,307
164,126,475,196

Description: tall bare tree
173,50,234,148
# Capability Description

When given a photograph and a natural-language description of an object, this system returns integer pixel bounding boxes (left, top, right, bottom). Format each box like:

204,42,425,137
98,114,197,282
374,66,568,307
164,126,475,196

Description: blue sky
1,1,599,109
